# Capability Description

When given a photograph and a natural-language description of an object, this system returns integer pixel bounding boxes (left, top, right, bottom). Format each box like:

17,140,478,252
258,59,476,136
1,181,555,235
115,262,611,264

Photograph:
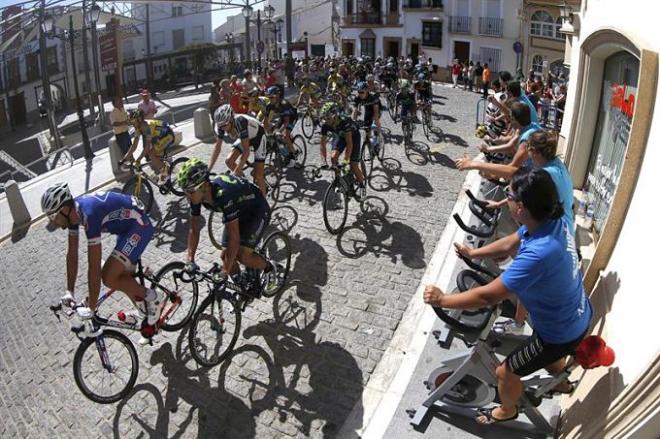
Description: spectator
552,84,567,129
110,96,131,155
474,62,483,91
515,67,525,82
482,63,492,99
138,89,158,119
208,79,222,121
285,54,295,88
462,62,470,90
451,59,461,88
526,69,536,94
242,69,257,93
218,79,232,106
467,61,475,91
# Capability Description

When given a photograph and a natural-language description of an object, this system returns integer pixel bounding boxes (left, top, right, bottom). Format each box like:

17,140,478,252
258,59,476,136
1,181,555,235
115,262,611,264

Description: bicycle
187,230,292,367
400,114,415,147
120,153,189,212
386,85,398,121
49,260,198,403
318,162,367,235
300,105,321,140
264,130,307,171
360,122,385,180
419,97,434,139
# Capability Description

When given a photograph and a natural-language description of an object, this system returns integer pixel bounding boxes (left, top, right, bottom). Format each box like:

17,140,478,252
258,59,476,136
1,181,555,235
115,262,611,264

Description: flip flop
475,407,519,425
547,380,577,396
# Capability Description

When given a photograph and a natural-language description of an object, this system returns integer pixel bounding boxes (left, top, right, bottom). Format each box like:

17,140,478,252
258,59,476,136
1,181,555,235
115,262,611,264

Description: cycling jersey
69,191,153,266
327,74,343,90
415,82,432,101
321,115,361,163
138,119,174,156
216,114,267,162
299,83,321,97
249,96,270,121
264,99,298,130
189,174,271,248
353,93,381,124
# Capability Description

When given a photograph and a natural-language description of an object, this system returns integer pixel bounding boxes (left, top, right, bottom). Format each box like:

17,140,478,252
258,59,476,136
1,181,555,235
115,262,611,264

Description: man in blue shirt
423,168,592,425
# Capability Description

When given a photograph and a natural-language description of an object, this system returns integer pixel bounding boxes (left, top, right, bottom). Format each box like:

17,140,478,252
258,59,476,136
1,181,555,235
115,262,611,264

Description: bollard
194,108,214,140
5,180,31,227
108,138,131,182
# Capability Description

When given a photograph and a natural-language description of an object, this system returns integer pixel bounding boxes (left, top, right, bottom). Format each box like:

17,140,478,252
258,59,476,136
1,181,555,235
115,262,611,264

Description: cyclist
263,86,299,164
395,79,418,123
319,102,366,199
296,76,322,110
177,159,278,287
123,109,175,185
41,183,161,336
414,73,433,122
211,104,268,197
326,68,343,94
365,73,380,94
352,81,383,149
247,89,270,122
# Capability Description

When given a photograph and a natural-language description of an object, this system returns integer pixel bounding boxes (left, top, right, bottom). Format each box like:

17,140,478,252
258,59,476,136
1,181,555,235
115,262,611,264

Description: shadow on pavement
153,198,189,253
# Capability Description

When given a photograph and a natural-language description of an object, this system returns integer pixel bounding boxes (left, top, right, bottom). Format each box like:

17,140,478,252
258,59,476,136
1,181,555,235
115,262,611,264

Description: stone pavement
0,84,482,438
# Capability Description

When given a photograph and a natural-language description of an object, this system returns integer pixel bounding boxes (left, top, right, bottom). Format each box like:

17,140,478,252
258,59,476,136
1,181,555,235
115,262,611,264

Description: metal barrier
475,98,487,128
537,103,564,131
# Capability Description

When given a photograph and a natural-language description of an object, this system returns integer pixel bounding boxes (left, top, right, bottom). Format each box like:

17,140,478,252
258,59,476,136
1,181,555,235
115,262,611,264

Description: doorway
453,41,471,64
386,40,400,58
9,92,26,125
410,42,419,63
342,40,355,57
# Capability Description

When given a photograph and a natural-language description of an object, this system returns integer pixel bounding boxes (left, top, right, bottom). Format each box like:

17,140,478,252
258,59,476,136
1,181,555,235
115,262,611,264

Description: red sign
100,19,119,72
609,83,635,119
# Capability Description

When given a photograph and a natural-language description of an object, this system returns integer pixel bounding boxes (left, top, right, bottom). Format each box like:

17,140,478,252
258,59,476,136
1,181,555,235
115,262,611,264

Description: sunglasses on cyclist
183,181,206,194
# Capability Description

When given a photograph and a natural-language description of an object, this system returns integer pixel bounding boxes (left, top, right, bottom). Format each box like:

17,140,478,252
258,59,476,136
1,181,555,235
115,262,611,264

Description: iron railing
403,0,443,8
479,17,504,37
449,16,471,33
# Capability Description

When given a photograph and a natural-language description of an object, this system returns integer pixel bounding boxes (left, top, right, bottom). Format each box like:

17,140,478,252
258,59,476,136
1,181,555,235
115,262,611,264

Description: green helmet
176,158,209,192
320,102,338,119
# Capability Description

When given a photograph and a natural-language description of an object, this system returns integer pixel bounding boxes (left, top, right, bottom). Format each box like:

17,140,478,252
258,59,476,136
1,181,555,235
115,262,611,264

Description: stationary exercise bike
408,255,615,436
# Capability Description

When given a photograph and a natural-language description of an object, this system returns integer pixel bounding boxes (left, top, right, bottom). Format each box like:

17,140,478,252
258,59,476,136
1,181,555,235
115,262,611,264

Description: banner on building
100,19,118,72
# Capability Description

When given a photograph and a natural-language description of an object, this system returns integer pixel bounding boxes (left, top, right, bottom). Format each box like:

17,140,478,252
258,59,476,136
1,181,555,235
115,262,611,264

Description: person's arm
66,231,79,292
510,141,530,168
122,132,141,162
424,277,513,309
343,131,353,163
186,214,202,262
221,219,240,274
457,230,521,260
87,243,103,310
209,139,223,170
485,132,520,154
455,154,519,180
233,138,251,175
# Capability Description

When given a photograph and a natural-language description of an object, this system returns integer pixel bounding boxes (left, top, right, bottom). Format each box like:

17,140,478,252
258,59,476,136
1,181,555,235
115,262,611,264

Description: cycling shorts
400,103,414,117
111,214,154,269
221,200,271,249
506,327,589,377
331,130,361,163
231,130,267,162
152,127,175,157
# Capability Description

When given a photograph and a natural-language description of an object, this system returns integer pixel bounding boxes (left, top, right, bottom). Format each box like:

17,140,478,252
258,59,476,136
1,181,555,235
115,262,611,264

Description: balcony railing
449,16,471,33
403,0,443,9
343,13,400,26
479,17,503,37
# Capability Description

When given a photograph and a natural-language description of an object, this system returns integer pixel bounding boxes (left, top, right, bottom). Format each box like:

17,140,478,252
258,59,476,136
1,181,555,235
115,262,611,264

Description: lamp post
43,13,94,159
242,5,252,68
225,32,235,74
268,18,283,61
81,0,95,118
88,1,106,128
38,0,63,149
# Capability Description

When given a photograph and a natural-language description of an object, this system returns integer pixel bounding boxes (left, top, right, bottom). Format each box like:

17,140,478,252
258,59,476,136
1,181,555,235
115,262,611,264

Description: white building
123,1,213,86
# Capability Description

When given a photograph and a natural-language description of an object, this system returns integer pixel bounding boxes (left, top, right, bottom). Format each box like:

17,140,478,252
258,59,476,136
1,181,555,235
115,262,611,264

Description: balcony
449,16,471,34
479,17,503,37
342,13,400,27
403,0,443,9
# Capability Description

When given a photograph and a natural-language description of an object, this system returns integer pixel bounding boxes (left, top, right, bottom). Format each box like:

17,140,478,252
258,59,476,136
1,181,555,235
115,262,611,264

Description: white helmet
214,104,233,126
41,182,73,214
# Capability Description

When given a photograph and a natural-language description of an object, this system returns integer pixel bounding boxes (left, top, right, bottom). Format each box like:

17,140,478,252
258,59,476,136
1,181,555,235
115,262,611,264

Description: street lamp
38,7,63,150
225,33,235,72
87,2,106,128
242,5,253,68
44,14,94,159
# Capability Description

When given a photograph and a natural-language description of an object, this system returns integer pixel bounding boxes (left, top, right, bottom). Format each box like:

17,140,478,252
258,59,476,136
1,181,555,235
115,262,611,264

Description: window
46,46,58,74
532,55,543,76
171,6,183,17
479,47,501,72
26,52,40,81
422,22,442,48
555,17,565,40
152,31,165,50
192,25,204,42
530,10,554,38
172,29,185,50
361,38,375,58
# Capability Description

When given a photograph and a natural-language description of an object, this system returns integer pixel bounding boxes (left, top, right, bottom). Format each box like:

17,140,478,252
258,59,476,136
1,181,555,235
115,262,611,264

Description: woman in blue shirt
424,167,592,425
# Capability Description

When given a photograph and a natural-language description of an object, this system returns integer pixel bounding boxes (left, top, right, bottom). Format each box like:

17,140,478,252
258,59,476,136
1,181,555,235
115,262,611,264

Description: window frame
360,37,375,59
422,21,442,48
530,10,555,38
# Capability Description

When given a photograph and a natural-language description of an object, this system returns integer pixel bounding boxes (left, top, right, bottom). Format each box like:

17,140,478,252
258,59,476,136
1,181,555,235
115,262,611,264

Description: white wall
561,0,660,385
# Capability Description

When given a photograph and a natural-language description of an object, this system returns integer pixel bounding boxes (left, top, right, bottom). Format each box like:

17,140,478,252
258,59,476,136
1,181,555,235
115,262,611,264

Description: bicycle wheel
301,111,315,140
292,134,307,168
73,329,139,404
377,130,386,161
361,139,374,180
122,177,154,213
264,163,281,207
208,210,225,250
154,261,199,331
188,293,241,367
422,113,430,139
167,156,190,196
322,180,348,235
387,95,396,121
259,231,292,298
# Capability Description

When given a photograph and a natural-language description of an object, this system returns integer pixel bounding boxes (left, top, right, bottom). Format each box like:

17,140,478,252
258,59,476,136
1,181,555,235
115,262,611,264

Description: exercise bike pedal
405,408,416,418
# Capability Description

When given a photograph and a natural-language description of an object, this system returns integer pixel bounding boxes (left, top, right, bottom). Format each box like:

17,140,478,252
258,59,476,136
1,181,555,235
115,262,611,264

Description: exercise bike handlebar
453,213,497,238
456,252,500,279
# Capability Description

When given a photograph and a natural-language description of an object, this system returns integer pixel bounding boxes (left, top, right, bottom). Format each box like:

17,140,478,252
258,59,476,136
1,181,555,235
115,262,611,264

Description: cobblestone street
0,84,481,438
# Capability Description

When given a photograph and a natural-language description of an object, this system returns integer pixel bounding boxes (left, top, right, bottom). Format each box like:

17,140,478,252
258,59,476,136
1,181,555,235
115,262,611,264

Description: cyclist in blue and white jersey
41,183,160,329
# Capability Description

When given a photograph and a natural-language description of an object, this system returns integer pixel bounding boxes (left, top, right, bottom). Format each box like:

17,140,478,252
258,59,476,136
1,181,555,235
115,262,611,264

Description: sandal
476,407,519,425
547,380,576,396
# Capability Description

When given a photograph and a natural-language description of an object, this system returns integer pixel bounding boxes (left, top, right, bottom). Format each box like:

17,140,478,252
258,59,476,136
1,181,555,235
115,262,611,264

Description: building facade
555,1,660,436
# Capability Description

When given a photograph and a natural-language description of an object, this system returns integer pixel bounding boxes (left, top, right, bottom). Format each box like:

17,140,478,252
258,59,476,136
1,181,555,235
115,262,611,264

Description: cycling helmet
247,89,260,98
356,81,368,92
176,158,209,192
214,104,234,126
320,102,338,119
366,74,375,81
400,79,411,91
329,68,336,74
265,86,280,97
417,73,427,82
128,109,144,122
41,182,73,215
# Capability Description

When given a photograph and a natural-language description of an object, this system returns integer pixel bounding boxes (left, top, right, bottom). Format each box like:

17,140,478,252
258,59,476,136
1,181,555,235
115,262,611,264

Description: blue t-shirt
519,122,542,144
501,218,592,343
518,94,539,123
543,159,575,234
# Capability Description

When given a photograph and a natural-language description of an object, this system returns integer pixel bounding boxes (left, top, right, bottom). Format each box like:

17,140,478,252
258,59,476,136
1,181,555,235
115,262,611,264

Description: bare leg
476,363,521,423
